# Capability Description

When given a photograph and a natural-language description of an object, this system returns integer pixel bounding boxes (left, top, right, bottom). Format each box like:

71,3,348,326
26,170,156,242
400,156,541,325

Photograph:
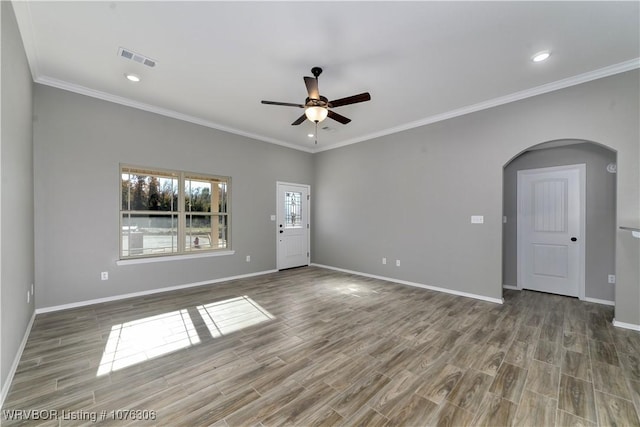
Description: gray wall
33,85,313,309
313,70,639,325
313,117,504,300
21,40,640,328
503,142,616,302
1,1,35,395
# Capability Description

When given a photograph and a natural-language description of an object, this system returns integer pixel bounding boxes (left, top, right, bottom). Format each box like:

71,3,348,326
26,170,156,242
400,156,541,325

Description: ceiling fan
261,67,371,127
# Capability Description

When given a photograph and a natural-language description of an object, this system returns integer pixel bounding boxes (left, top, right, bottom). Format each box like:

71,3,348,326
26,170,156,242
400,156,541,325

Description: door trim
276,181,310,270
516,164,586,300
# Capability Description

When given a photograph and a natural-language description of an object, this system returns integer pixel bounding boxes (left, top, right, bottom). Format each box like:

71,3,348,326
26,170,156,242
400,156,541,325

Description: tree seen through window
120,167,229,258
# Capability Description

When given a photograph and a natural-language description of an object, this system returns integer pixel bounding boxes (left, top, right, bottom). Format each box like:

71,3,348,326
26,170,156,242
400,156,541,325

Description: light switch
270,215,276,221
471,215,484,224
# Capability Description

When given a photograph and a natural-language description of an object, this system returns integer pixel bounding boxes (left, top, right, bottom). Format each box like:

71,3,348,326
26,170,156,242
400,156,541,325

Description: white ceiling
12,1,640,153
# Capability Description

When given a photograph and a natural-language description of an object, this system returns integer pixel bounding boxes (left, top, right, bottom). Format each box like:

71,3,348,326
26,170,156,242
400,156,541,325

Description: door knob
571,237,577,242
279,230,284,234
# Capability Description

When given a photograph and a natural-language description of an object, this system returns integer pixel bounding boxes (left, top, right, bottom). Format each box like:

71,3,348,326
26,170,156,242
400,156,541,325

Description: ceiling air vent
118,47,157,68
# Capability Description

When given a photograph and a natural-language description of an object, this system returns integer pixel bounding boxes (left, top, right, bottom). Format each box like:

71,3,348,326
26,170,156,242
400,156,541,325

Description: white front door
277,182,310,270
517,164,585,298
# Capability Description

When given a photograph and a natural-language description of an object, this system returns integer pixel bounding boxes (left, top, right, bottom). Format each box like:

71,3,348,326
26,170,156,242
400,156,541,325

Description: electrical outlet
101,272,109,281
396,260,401,267
382,257,386,265
27,291,30,304
31,283,34,295
608,274,616,284
246,255,251,262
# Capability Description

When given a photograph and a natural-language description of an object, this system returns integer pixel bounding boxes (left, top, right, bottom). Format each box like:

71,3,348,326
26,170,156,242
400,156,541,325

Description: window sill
117,250,235,266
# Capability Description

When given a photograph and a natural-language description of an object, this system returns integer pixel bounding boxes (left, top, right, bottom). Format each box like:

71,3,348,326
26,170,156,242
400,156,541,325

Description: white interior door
517,164,585,298
277,182,310,270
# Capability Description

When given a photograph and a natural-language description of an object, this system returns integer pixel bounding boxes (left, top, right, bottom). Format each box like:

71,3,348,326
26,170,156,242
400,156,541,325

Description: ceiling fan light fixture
305,106,328,123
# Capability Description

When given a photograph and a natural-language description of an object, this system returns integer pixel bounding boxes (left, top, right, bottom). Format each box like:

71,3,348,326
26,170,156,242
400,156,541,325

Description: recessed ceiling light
308,133,314,138
532,51,551,63
125,73,140,82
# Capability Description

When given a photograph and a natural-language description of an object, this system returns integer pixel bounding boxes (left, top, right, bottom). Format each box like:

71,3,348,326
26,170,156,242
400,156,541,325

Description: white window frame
119,165,231,261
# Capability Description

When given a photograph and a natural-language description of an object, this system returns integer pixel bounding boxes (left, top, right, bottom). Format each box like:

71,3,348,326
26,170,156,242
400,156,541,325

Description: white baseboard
585,297,615,306
1,310,36,409
36,269,278,314
613,319,640,331
500,286,616,308
311,264,503,304
6,270,278,405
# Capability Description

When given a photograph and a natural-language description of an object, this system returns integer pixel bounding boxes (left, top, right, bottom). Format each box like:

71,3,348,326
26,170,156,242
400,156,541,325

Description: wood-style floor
3,267,640,426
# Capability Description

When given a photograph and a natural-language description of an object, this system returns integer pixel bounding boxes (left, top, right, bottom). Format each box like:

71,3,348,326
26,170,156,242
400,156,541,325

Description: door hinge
307,252,310,257
307,195,310,200
307,224,309,229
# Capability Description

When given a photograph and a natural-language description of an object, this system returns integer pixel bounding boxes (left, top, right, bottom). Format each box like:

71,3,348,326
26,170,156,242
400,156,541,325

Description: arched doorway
502,140,617,304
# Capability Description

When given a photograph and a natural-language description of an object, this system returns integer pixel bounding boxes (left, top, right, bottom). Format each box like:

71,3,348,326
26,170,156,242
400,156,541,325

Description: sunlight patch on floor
97,296,275,376
97,309,199,376
197,295,275,337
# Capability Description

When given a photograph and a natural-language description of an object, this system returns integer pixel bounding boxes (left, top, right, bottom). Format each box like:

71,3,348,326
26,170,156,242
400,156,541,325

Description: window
284,191,303,228
120,166,230,259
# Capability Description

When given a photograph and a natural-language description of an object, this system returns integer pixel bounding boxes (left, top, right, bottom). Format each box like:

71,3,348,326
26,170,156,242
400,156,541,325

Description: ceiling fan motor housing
305,96,328,107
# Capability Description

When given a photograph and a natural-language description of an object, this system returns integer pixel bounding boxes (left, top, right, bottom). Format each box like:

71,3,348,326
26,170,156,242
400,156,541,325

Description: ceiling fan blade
261,100,304,108
328,110,351,125
291,114,307,126
304,76,320,100
328,92,371,108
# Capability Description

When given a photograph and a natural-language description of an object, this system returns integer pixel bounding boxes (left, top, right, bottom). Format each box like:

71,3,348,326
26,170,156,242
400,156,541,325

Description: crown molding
33,76,315,154
32,57,639,155
14,0,311,152
12,0,640,154
314,58,640,153
11,0,40,79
